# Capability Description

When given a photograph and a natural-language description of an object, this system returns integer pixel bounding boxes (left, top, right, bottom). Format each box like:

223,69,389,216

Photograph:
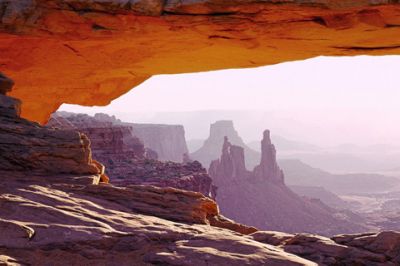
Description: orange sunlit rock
0,1,400,123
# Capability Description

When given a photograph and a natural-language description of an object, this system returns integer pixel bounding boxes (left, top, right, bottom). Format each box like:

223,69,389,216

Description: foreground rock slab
0,172,314,266
252,230,400,265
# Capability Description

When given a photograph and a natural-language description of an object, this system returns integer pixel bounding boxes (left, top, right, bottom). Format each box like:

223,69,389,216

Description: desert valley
2,0,400,265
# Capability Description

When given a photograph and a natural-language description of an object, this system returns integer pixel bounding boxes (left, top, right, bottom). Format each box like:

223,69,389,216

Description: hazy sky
61,55,400,146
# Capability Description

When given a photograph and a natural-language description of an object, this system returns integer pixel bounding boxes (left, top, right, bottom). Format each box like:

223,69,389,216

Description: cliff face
209,132,367,236
89,113,190,162
48,113,146,159
129,123,189,162
47,112,214,197
2,73,400,266
0,1,399,123
0,84,103,180
191,120,261,169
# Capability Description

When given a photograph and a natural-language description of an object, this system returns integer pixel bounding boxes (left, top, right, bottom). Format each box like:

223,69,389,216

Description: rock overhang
0,0,399,123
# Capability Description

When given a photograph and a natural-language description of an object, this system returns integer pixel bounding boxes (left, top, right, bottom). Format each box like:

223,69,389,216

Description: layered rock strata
209,132,367,235
48,112,214,197
0,76,103,180
1,73,400,265
0,1,399,122
56,112,189,163
251,230,400,265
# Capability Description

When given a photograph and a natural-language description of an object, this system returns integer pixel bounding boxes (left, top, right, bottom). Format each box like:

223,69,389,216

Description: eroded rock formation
191,120,261,168
86,112,189,162
0,1,399,122
253,130,285,184
48,112,214,197
2,73,400,265
251,230,400,265
0,80,103,179
209,133,368,235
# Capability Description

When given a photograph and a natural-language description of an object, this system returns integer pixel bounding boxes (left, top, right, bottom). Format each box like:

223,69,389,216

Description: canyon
2,0,400,265
208,132,367,235
2,73,400,265
47,112,213,197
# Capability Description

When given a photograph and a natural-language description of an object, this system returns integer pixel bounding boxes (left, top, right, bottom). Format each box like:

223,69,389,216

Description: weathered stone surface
48,112,146,159
47,112,215,197
209,134,368,235
61,112,189,162
252,230,400,265
0,86,102,178
0,171,313,266
0,2,399,123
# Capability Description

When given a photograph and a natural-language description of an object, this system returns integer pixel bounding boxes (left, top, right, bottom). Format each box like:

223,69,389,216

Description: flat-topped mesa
48,112,146,159
254,130,285,184
47,112,215,197
52,112,189,163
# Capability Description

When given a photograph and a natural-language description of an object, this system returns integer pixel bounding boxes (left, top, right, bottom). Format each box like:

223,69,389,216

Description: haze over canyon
2,0,400,265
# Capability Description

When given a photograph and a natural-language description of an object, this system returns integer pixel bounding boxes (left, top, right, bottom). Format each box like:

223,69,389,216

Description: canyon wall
0,1,399,122
48,112,213,197
3,73,400,265
209,132,367,235
128,123,189,162
191,120,261,169
53,112,189,162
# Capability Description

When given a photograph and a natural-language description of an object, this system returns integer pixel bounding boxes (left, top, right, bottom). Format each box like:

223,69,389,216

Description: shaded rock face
1,2,399,123
209,133,367,236
251,230,400,265
0,79,101,178
48,112,214,197
191,120,261,169
0,72,14,95
129,123,189,162
92,112,189,162
110,159,216,199
48,113,146,159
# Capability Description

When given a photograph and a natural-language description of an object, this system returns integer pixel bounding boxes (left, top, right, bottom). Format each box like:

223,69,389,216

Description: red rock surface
252,230,400,265
47,112,215,197
0,1,399,123
1,73,400,265
0,97,102,179
2,170,312,266
209,133,368,235
53,112,189,162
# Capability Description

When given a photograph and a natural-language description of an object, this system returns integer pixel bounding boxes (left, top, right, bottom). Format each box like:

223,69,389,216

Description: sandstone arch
0,0,399,123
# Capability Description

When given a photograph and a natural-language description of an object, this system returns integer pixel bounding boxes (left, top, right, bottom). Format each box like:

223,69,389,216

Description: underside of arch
0,0,400,123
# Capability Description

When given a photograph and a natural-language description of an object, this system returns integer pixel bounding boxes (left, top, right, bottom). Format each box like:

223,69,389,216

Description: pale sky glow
60,55,400,146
